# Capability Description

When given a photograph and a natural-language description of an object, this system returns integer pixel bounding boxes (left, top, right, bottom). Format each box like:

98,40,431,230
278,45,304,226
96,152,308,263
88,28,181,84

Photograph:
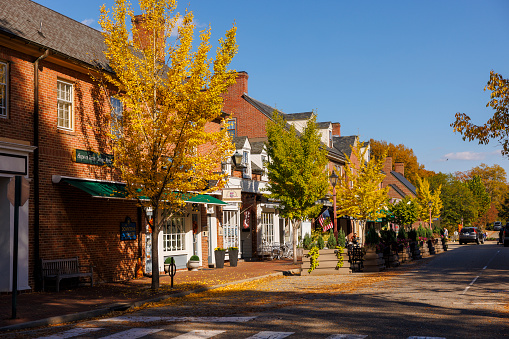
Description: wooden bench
41,256,93,292
348,246,364,272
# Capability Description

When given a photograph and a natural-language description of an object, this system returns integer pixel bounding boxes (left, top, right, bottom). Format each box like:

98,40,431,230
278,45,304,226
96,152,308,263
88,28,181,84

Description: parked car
494,221,503,231
459,227,484,245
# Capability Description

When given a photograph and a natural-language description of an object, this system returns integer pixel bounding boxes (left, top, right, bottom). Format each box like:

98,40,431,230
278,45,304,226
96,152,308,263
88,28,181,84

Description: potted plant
187,255,200,271
164,257,175,274
228,247,239,267
214,247,226,268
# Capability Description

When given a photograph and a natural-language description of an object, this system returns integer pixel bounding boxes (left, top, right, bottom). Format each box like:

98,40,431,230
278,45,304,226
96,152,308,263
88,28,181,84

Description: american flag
318,209,333,232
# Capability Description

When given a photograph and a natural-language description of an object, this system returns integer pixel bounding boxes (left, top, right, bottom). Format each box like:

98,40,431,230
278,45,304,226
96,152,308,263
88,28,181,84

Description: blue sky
37,0,509,177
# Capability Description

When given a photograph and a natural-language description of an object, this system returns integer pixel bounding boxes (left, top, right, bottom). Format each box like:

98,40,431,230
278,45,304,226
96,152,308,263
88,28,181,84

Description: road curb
0,268,299,332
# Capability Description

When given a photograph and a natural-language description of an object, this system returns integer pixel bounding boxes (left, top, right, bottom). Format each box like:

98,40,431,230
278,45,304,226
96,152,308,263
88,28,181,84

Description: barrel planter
428,239,436,255
214,250,225,268
363,247,384,272
302,248,350,275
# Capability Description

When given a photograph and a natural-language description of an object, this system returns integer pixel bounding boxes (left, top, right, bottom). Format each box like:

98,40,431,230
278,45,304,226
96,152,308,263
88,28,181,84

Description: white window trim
0,61,8,118
163,216,186,252
242,150,251,179
57,79,74,131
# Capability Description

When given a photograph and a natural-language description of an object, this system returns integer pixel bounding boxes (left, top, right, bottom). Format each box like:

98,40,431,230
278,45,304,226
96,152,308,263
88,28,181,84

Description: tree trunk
292,219,301,264
151,208,160,290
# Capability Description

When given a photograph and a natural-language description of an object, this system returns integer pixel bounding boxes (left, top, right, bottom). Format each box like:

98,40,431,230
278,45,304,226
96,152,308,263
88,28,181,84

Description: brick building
0,0,226,292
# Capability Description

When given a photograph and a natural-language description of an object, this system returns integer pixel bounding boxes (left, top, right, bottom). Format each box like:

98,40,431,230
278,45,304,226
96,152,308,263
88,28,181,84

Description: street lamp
232,151,243,168
428,201,432,229
329,170,339,238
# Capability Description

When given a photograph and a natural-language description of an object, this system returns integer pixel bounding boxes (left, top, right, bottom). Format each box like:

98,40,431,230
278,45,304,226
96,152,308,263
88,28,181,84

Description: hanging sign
243,210,250,231
120,216,137,240
222,188,242,202
73,149,114,167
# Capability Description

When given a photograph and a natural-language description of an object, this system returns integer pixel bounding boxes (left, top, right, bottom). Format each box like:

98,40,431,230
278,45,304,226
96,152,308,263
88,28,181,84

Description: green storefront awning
61,178,127,198
185,194,228,205
56,176,227,205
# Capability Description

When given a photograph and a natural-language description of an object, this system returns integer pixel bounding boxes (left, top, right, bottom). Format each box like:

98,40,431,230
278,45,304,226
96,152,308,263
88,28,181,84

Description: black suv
459,227,483,245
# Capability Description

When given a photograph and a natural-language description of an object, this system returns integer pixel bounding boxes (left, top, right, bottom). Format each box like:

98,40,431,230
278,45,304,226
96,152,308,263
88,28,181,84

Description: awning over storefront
185,194,228,206
52,175,228,205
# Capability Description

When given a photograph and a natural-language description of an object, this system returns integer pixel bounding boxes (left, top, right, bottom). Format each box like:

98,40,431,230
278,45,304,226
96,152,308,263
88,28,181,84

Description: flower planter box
214,250,225,268
302,248,350,275
229,249,239,267
362,247,385,272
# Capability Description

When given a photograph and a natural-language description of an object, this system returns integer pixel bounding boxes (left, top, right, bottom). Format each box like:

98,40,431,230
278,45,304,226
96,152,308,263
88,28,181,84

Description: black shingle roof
242,94,283,119
232,136,248,149
0,0,110,71
316,121,331,129
389,184,406,198
250,141,265,155
284,112,313,121
333,135,357,158
391,171,417,196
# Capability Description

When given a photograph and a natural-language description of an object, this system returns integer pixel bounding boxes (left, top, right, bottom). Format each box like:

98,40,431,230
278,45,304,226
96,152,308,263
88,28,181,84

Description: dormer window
242,150,251,178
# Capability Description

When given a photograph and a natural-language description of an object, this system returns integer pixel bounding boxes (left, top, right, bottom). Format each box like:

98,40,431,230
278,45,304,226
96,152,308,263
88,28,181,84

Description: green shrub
337,228,346,247
327,231,337,248
316,236,325,250
190,255,199,261
365,227,380,245
417,225,426,238
426,227,433,238
380,229,396,244
164,257,175,264
303,233,313,250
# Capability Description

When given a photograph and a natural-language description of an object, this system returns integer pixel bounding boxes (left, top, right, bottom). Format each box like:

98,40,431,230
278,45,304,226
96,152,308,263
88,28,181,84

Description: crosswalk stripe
326,335,368,339
172,330,226,338
36,327,103,339
99,328,163,339
100,315,256,323
246,331,294,339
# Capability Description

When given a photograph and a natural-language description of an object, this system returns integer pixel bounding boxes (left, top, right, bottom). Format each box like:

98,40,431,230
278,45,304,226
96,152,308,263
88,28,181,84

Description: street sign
7,176,29,206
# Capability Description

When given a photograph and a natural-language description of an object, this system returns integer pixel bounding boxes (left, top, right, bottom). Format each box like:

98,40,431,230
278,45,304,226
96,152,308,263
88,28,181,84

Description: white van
494,221,503,231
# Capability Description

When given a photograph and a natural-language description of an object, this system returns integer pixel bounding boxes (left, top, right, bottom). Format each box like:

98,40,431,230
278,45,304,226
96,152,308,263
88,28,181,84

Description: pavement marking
36,327,103,339
99,316,256,323
246,331,294,339
461,275,480,295
172,330,226,338
326,335,368,339
98,328,163,339
407,337,446,339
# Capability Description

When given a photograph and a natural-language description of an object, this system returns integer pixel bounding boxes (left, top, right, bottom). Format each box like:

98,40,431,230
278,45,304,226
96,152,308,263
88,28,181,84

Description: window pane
57,81,72,129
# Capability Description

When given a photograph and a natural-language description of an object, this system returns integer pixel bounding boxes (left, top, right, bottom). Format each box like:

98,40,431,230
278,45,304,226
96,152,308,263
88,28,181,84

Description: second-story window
57,80,73,130
110,97,123,137
0,61,8,118
226,119,236,137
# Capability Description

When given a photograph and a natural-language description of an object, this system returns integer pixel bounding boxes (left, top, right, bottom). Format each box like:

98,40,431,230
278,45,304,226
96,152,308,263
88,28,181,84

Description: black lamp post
329,170,339,238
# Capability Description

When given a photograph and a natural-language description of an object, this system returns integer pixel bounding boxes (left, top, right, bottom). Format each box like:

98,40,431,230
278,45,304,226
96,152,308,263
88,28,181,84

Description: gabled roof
389,184,406,198
316,121,332,129
333,135,357,158
250,141,266,155
242,94,283,119
391,171,417,196
232,136,249,149
284,112,313,121
0,0,110,71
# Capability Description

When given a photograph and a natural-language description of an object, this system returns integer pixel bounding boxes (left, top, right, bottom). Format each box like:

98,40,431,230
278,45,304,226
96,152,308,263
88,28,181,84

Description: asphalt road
8,242,509,339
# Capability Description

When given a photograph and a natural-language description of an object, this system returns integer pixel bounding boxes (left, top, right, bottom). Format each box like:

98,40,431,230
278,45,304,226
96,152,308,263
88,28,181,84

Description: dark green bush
303,233,313,250
338,228,346,247
327,231,337,248
397,227,408,239
365,227,380,245
316,236,325,250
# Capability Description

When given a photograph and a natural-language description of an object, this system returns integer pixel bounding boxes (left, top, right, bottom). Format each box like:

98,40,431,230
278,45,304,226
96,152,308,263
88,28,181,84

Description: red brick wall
0,45,141,285
222,72,271,139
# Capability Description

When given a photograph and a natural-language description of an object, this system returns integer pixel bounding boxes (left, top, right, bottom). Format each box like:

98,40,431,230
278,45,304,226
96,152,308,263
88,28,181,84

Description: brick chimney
234,71,248,95
395,162,404,176
132,14,165,61
332,122,341,137
383,157,392,174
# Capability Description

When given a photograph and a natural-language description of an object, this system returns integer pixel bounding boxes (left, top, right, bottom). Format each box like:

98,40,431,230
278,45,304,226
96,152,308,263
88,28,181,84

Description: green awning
62,178,127,198
185,194,228,205
60,177,227,205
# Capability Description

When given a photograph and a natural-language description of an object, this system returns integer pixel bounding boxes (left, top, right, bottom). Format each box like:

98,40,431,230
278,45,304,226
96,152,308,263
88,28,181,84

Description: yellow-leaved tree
415,176,442,227
98,0,237,290
336,142,389,242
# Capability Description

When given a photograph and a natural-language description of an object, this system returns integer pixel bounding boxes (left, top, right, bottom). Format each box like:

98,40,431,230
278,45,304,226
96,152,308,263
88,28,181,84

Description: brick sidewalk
0,260,301,330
